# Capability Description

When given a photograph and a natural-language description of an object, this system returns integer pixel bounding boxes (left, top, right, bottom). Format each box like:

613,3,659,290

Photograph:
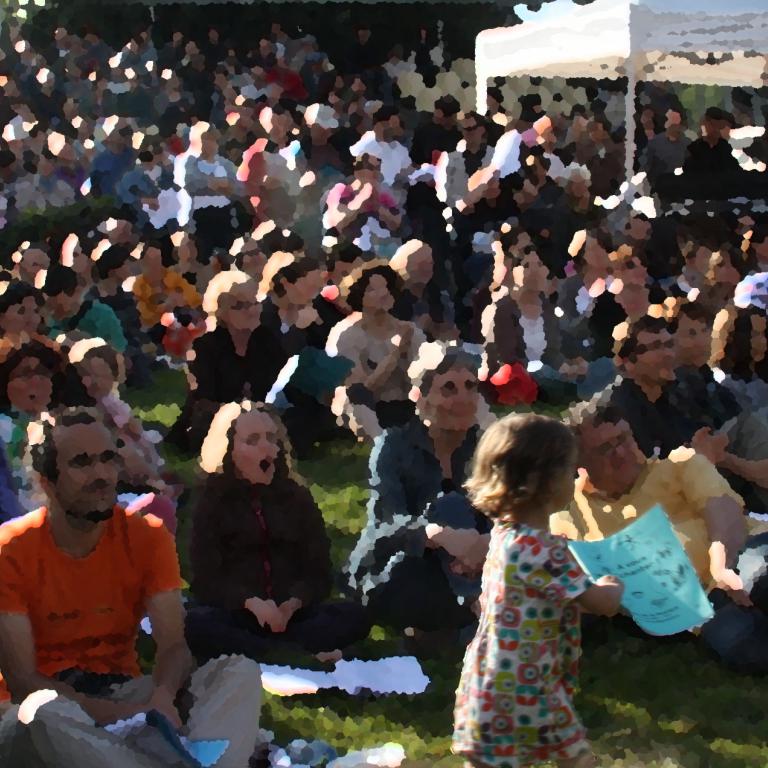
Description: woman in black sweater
167,274,289,453
185,401,371,663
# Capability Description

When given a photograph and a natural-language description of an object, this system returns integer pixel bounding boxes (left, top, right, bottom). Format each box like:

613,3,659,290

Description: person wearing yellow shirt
132,240,202,332
551,396,768,673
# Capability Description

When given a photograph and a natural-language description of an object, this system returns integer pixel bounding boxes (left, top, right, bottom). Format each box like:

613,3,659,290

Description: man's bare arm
146,589,194,705
703,494,748,577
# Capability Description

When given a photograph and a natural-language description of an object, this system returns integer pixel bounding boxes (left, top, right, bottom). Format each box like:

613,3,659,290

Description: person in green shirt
42,264,127,353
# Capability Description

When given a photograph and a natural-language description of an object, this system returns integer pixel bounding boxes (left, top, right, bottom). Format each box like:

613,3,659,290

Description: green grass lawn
127,369,768,768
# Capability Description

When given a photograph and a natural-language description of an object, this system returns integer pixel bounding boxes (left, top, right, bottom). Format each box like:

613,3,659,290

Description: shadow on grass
577,623,768,767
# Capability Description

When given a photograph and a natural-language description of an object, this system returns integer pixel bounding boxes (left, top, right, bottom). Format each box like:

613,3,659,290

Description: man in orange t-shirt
0,408,263,768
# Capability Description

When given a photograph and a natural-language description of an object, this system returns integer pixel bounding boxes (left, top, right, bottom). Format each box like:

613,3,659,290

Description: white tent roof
475,0,768,110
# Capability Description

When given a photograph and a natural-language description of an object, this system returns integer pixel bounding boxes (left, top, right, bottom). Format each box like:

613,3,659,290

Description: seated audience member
349,105,412,188
550,236,619,401
682,107,740,177
262,255,335,355
642,301,768,513
343,344,492,641
323,154,405,260
132,239,202,345
10,244,50,287
0,336,68,520
389,240,457,342
710,304,768,416
0,282,45,340
186,401,370,664
233,235,269,282
552,399,768,674
169,273,288,453
600,315,693,459
322,243,368,306
745,219,768,273
600,313,768,510
67,337,179,533
42,264,127,353
611,254,652,324
184,125,247,261
260,256,350,456
443,112,495,211
327,262,426,442
641,107,691,187
666,301,742,432
0,407,263,768
91,243,153,388
479,236,579,404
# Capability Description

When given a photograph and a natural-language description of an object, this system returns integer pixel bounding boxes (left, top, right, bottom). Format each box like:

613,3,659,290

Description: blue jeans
700,532,768,674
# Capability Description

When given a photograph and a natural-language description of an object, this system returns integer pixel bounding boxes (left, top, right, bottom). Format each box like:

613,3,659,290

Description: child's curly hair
465,413,576,520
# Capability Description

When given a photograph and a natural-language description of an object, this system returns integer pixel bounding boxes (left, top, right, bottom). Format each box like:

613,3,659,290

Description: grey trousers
0,654,262,768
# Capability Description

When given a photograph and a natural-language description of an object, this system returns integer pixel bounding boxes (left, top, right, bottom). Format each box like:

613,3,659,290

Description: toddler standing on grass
452,413,624,768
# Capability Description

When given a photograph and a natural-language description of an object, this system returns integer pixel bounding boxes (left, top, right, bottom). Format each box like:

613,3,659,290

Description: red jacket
265,66,308,102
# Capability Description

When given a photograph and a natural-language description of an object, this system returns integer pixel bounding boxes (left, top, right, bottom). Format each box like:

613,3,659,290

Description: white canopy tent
475,0,768,181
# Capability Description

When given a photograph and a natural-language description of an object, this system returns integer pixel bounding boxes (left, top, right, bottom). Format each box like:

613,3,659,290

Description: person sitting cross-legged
551,396,768,674
185,401,371,665
0,407,263,768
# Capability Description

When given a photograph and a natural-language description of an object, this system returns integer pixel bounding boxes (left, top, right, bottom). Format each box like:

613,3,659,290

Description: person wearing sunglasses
594,314,693,460
443,113,494,211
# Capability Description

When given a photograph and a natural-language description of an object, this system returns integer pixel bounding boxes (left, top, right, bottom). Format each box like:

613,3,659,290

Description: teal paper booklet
568,504,715,635
104,710,228,768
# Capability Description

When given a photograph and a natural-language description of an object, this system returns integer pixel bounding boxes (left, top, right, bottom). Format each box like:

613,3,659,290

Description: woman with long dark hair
185,401,370,664
327,261,426,442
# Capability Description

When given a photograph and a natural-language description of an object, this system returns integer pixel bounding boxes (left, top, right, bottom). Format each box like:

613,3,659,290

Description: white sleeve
491,131,521,178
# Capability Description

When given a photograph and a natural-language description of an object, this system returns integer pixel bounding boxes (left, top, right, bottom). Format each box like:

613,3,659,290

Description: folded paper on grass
261,656,430,697
104,710,229,768
568,504,715,636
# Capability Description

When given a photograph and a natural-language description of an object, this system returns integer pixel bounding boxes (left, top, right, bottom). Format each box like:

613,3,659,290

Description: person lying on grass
186,400,371,665
452,413,624,768
0,406,263,768
551,395,768,675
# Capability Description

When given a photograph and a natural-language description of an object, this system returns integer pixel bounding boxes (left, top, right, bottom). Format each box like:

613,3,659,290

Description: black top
392,282,453,330
260,297,340,359
683,138,741,176
604,377,697,459
191,473,333,610
587,292,627,360
346,40,382,74
344,417,484,597
410,121,461,167
666,365,742,433
189,324,289,404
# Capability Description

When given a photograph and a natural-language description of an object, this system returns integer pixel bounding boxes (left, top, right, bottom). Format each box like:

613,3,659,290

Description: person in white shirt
382,44,415,81
443,112,495,208
349,106,412,188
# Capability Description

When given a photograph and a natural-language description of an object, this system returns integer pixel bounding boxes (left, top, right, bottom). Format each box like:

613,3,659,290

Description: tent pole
624,60,637,184
476,73,488,115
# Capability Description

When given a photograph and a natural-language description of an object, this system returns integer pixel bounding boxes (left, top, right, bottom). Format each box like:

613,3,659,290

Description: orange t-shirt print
0,506,182,701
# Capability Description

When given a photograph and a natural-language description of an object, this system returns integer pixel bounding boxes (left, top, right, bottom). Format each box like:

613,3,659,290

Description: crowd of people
0,13,767,768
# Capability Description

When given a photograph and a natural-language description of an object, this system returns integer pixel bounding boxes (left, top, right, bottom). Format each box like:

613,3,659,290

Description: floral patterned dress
452,522,592,767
